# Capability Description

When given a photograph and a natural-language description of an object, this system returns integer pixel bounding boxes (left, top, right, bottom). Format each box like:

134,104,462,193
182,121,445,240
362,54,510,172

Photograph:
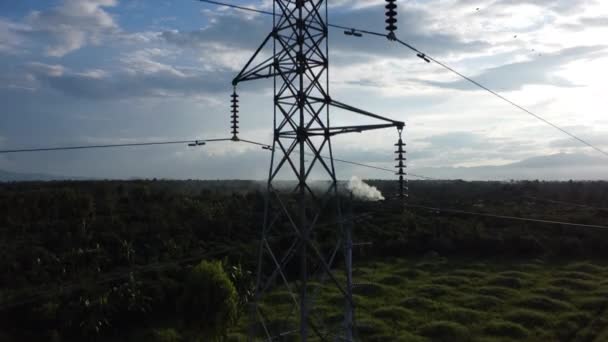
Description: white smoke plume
347,176,385,201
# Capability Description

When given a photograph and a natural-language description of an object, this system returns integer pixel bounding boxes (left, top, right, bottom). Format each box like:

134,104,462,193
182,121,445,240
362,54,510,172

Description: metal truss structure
231,0,405,340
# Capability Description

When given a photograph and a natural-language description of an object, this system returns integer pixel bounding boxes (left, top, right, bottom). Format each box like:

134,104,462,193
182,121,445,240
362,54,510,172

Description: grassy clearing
239,258,608,341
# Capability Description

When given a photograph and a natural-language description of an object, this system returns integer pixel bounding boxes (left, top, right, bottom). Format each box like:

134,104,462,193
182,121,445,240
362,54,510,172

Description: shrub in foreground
178,260,238,341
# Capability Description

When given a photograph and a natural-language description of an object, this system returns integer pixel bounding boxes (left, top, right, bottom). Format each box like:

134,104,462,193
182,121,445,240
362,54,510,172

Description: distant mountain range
414,153,608,181
0,169,76,182
2,152,607,181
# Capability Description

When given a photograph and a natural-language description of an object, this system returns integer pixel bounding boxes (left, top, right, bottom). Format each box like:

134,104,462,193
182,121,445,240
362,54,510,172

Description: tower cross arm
279,124,399,137
309,96,404,128
232,31,277,85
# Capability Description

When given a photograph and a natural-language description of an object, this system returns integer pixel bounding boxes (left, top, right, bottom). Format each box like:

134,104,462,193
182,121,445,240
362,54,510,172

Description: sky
1,0,608,181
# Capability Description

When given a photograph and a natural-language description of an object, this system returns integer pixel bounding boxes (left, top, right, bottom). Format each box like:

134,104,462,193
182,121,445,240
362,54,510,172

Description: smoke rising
347,176,385,201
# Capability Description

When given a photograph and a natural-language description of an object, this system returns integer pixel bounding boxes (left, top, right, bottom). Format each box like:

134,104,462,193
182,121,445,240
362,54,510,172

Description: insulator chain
395,128,408,199
385,0,398,38
231,87,239,141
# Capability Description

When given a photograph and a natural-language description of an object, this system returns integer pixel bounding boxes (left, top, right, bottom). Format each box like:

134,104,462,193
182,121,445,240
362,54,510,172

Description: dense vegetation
242,257,608,341
1,179,607,341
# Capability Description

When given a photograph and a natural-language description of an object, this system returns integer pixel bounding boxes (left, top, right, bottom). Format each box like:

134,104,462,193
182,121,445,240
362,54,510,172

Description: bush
576,296,608,310
441,308,483,324
517,295,573,312
399,297,444,311
477,286,517,299
486,275,523,289
416,284,452,297
564,262,604,273
505,309,551,328
178,260,238,340
484,320,529,338
532,286,571,300
550,278,596,291
418,321,470,342
151,328,182,342
432,276,472,287
356,317,390,336
456,295,503,310
373,306,414,322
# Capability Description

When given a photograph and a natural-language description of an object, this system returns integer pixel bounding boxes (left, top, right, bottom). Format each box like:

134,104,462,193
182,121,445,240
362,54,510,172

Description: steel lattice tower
231,1,404,340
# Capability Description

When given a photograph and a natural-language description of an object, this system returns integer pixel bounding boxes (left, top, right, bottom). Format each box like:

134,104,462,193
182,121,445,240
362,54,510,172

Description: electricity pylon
231,1,404,340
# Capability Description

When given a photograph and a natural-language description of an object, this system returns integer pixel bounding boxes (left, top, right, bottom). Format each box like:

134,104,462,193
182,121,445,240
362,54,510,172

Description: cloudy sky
1,0,607,180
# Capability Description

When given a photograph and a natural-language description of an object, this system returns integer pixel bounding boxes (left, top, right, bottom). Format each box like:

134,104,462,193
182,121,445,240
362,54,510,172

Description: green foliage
4,180,608,340
223,260,254,315
476,286,517,299
441,308,484,325
550,278,596,291
483,320,529,338
418,321,470,342
485,275,523,289
517,295,573,312
151,328,182,342
504,309,552,328
417,284,453,297
178,260,238,340
372,306,413,322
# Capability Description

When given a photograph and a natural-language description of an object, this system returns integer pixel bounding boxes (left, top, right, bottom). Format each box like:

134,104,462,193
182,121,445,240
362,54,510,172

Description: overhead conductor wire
198,0,608,158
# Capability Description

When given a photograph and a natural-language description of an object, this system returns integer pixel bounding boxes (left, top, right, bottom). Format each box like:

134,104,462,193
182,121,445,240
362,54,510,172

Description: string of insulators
230,88,239,141
395,129,407,199
385,0,397,36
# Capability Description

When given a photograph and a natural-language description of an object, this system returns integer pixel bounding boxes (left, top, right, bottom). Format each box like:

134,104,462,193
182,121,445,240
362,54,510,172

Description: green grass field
231,257,608,341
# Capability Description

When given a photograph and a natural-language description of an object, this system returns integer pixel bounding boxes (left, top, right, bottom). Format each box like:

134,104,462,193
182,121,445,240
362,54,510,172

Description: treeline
1,179,607,340
361,180,608,259
0,180,263,341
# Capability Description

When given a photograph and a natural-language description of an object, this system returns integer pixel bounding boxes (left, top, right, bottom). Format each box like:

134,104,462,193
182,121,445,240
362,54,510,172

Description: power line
404,203,608,230
394,39,608,159
237,138,434,180
0,138,232,154
525,196,608,212
198,0,273,16
0,136,433,180
198,0,608,158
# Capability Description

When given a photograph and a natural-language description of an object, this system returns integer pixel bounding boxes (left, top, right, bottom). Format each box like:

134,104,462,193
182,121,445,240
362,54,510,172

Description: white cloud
0,19,27,54
1,0,608,180
20,0,119,57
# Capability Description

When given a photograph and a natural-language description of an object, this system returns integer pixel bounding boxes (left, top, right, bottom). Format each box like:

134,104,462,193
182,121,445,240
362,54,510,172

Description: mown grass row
231,257,608,341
